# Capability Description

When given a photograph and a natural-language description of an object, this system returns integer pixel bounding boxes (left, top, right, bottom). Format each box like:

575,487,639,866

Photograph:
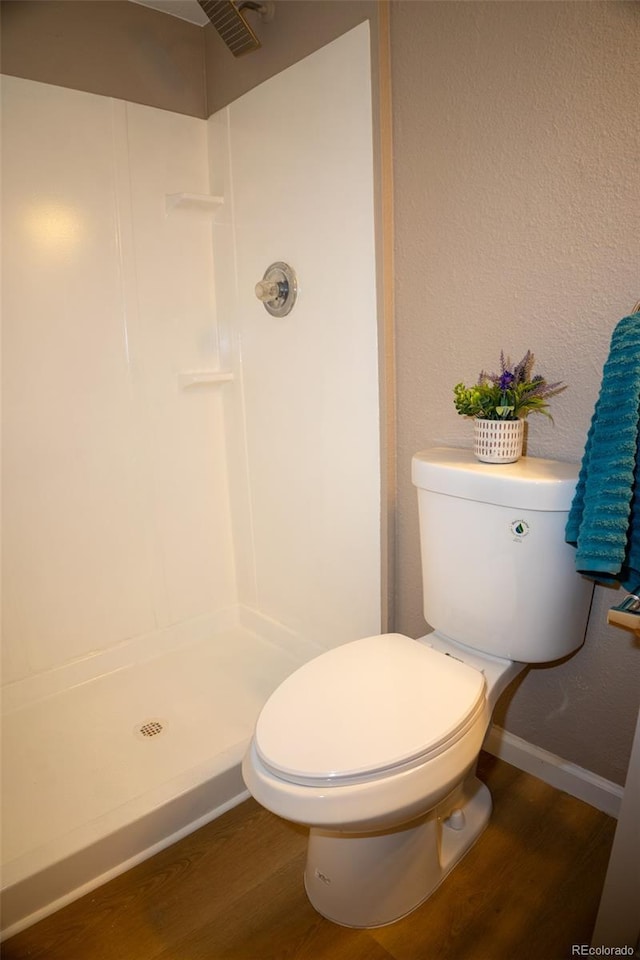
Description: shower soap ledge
178,371,234,389
165,193,224,215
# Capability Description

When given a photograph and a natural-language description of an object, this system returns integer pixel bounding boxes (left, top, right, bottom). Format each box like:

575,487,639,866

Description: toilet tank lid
412,447,580,511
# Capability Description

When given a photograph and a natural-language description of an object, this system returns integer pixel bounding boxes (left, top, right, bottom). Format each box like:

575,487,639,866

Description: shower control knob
255,262,298,317
255,279,287,303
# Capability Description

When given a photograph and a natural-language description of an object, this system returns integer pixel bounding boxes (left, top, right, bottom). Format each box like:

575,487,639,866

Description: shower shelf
165,193,224,215
178,371,234,389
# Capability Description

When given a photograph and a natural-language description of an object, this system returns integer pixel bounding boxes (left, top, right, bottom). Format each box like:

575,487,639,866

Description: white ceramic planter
473,418,524,463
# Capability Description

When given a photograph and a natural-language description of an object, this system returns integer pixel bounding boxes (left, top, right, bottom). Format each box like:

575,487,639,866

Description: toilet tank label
510,519,530,540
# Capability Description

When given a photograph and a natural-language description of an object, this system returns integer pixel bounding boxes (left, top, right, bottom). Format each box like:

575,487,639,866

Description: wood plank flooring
3,753,616,960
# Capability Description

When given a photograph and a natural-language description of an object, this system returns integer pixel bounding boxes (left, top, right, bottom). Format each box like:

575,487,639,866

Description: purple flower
464,349,565,421
498,370,515,391
512,350,534,386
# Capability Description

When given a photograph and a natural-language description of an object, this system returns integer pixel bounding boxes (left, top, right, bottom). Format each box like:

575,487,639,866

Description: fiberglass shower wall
2,21,381,683
209,23,382,653
1,76,236,685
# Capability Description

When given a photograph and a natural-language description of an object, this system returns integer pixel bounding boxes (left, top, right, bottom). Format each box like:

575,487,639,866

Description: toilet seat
255,633,486,787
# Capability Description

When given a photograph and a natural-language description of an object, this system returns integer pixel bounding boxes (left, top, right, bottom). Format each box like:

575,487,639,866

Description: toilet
242,447,593,928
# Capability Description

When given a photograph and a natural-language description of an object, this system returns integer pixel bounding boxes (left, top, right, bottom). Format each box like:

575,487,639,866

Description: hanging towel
565,312,640,592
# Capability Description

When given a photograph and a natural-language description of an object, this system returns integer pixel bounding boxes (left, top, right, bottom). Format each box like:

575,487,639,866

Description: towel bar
608,607,640,635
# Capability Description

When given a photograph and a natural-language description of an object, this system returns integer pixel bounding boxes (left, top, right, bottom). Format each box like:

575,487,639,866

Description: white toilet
242,447,593,928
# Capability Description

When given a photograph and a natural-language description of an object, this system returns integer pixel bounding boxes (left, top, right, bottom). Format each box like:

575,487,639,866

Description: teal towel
565,313,640,592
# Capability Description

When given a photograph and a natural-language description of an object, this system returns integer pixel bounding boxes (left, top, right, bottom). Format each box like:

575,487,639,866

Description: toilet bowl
243,633,517,832
242,448,593,927
242,632,524,926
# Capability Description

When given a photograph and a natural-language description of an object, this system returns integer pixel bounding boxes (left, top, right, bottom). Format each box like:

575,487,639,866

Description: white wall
209,24,382,651
1,26,382,683
1,76,236,683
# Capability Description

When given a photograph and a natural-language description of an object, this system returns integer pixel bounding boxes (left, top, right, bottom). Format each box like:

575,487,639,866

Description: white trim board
484,725,623,820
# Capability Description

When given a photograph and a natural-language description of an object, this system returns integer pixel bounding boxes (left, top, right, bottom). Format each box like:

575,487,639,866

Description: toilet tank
411,448,593,663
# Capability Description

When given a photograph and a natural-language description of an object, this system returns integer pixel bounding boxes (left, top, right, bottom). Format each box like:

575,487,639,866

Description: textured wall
391,0,640,784
0,0,380,122
0,0,206,117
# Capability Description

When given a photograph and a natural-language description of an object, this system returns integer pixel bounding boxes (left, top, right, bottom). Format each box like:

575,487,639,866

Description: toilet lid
254,633,486,785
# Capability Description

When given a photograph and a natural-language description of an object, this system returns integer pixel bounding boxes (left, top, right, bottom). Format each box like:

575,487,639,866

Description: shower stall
1,23,382,938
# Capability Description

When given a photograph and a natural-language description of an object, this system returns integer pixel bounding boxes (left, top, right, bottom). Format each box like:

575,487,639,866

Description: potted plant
453,350,564,462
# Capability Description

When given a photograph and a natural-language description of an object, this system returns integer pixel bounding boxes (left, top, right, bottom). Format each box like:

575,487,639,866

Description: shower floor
1,613,311,939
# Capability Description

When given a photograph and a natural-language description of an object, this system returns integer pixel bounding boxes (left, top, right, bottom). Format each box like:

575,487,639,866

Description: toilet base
303,775,492,928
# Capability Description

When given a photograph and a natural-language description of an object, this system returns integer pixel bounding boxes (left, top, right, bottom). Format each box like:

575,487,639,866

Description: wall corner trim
484,725,624,819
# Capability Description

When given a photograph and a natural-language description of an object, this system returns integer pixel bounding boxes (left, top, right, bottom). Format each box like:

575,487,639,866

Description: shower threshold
1,611,311,940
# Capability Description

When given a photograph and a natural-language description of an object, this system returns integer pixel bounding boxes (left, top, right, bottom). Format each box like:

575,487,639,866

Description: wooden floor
4,753,616,960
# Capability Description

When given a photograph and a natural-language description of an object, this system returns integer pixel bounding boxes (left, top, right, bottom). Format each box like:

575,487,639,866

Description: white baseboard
483,725,624,819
